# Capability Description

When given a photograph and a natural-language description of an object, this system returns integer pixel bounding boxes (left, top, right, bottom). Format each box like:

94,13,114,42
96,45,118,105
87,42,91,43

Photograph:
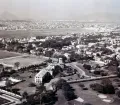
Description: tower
59,58,64,68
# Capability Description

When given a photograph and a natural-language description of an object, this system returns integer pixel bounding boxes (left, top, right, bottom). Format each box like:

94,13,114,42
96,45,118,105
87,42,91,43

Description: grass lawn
0,50,21,59
71,81,120,105
12,71,37,95
0,55,48,68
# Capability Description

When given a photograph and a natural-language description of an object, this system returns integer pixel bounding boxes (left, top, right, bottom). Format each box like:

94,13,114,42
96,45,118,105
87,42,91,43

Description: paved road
67,75,117,84
67,62,90,78
66,62,118,84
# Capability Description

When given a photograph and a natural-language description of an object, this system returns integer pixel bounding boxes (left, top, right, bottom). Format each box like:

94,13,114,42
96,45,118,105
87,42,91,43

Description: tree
101,79,115,94
69,52,81,62
56,79,77,101
83,64,91,70
41,90,57,104
12,88,20,94
116,90,120,98
63,90,77,101
25,94,36,105
62,83,77,101
101,47,113,55
14,62,20,70
42,72,53,84
45,50,54,57
53,65,63,77
36,84,46,94
79,83,85,88
101,72,108,76
90,79,115,94
94,70,101,75
55,79,66,90
29,83,36,87
35,84,46,105
90,83,103,93
0,64,4,76
5,79,12,91
22,91,28,100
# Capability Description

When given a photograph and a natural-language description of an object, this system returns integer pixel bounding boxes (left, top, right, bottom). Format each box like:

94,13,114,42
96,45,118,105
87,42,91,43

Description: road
67,75,117,84
67,62,90,78
66,62,118,84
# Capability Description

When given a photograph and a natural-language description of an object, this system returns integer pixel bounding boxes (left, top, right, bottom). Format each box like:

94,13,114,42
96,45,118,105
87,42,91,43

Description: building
35,63,56,84
35,58,64,84
35,69,52,84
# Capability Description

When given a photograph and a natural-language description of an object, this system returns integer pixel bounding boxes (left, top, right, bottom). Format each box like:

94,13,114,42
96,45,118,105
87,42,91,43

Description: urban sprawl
0,21,120,105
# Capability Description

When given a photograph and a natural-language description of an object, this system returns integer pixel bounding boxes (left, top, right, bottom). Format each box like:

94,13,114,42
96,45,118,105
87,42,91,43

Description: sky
0,0,120,20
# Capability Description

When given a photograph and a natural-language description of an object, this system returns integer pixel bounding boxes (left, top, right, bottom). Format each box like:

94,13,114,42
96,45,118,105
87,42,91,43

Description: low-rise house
88,43,96,48
64,53,70,60
103,57,111,64
30,50,36,55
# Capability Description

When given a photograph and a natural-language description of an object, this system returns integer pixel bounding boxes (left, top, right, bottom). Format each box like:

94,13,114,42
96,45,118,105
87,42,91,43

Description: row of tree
90,79,115,94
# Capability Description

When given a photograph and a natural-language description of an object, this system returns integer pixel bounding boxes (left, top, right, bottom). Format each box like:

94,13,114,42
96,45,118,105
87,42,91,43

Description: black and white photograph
0,0,120,105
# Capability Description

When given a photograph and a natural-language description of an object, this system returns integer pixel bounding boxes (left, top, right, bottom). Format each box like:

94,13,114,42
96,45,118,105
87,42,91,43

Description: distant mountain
0,11,120,22
0,11,18,20
80,13,120,22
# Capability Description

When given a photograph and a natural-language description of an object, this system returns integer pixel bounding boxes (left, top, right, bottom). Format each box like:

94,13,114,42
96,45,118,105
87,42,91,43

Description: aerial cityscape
0,0,120,105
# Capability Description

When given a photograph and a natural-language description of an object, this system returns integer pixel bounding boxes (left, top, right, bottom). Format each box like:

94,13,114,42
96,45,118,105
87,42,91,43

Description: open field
0,28,93,38
70,80,120,105
0,50,21,59
12,71,36,95
0,55,48,68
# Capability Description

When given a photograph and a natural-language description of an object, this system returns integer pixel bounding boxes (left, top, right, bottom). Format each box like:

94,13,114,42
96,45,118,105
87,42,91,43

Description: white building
35,69,53,84
35,58,64,84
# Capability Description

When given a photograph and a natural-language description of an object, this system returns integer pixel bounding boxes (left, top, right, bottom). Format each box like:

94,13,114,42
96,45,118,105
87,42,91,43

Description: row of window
36,76,40,78
35,79,41,83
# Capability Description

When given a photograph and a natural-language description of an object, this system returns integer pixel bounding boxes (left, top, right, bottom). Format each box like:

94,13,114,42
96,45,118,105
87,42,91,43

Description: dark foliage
90,79,115,94
42,72,53,84
83,64,91,70
56,79,77,101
